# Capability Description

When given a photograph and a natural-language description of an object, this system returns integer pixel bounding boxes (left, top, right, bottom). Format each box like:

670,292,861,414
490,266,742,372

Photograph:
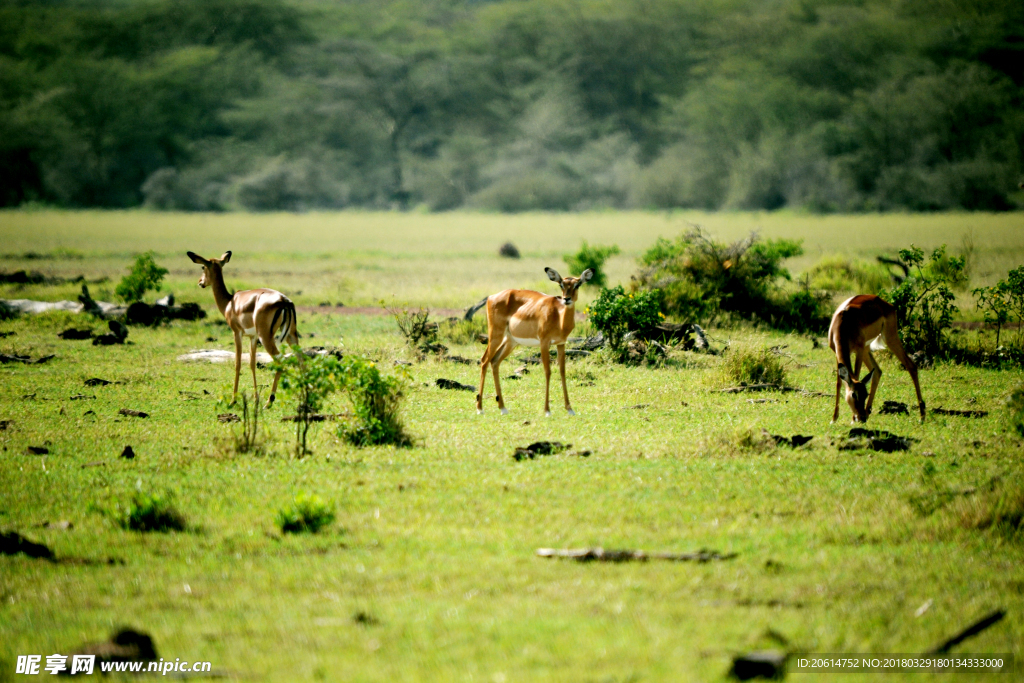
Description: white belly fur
243,327,257,337
510,334,541,347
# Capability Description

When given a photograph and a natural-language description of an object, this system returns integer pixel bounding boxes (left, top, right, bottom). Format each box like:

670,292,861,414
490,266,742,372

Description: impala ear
579,269,593,283
544,267,562,283
186,251,207,265
220,251,232,264
837,364,851,385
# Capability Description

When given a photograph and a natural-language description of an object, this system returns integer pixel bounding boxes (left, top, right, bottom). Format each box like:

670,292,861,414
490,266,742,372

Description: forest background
1,0,1022,214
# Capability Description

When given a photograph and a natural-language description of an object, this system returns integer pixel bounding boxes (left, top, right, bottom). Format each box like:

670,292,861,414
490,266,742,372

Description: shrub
336,356,412,447
586,286,663,353
115,252,168,303
563,241,620,288
1006,384,1024,438
803,254,891,294
274,351,339,457
721,345,787,386
498,242,521,259
442,316,487,346
117,491,187,532
633,227,810,328
276,492,336,534
976,266,1024,349
386,304,444,356
880,245,963,357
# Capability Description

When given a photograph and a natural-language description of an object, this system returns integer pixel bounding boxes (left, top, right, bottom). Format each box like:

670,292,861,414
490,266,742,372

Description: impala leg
832,370,842,424
557,343,574,415
262,334,283,409
232,331,243,406
478,335,500,414
491,338,515,416
540,341,552,417
249,337,260,406
864,350,882,418
884,323,926,422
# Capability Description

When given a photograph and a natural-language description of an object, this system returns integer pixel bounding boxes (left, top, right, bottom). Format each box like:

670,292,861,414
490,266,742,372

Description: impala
828,294,925,424
477,267,593,416
187,251,299,408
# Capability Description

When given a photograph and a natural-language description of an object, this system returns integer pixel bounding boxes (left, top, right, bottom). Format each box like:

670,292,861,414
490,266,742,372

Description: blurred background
1,0,1022,214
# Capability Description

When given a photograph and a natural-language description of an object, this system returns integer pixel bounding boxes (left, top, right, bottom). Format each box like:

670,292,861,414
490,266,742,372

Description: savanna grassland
1,210,1023,682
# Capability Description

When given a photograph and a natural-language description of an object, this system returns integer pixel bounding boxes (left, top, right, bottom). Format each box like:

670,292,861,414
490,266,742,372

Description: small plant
336,356,412,447
442,316,487,345
385,303,445,356
881,245,963,357
116,490,187,532
115,251,169,303
586,285,663,354
1006,384,1024,438
218,393,267,456
973,282,1012,348
274,351,338,457
721,345,787,386
563,241,620,288
276,492,336,534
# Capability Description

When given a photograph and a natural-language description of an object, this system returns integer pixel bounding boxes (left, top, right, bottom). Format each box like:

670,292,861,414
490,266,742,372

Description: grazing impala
828,294,925,424
478,267,593,416
187,251,299,408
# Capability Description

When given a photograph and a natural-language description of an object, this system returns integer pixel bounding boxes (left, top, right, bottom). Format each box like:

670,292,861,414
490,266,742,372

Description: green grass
2,211,1024,682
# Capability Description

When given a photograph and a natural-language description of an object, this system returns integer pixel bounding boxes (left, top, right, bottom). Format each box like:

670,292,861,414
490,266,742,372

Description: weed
115,251,168,303
386,303,444,356
116,491,187,532
721,345,787,386
336,356,412,447
218,393,268,456
276,492,336,534
563,241,619,288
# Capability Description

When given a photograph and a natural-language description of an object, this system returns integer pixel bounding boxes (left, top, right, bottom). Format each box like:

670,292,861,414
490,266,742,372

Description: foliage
1007,384,1024,439
586,286,663,353
386,304,444,356
721,345,787,387
804,255,891,295
977,266,1024,349
274,350,338,457
633,227,826,331
0,301,17,321
335,356,412,448
442,316,487,346
115,251,169,303
1,0,1021,212
563,241,620,288
217,392,267,456
276,492,336,534
115,490,187,532
881,246,963,357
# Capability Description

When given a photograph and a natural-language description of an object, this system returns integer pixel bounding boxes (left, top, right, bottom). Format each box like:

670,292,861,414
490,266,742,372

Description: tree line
1,0,1021,212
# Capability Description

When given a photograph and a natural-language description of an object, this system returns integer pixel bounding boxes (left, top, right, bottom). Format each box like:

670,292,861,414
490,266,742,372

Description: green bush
1006,385,1024,439
336,356,412,447
563,241,620,288
276,492,336,534
115,252,169,303
975,266,1024,350
804,254,891,294
586,286,663,352
274,351,339,457
633,228,816,329
881,245,963,357
721,345,787,386
117,491,187,532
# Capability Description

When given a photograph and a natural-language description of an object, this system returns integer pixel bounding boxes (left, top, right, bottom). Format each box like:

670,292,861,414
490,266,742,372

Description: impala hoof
545,411,551,418
500,408,509,416
477,409,484,415
566,409,576,416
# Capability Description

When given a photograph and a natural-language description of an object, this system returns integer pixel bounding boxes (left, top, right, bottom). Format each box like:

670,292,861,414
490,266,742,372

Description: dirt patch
838,427,916,452
932,407,988,418
537,547,737,562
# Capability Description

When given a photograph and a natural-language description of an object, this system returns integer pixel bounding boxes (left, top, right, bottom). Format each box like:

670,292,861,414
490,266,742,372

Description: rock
513,441,572,460
93,320,128,345
435,378,476,391
729,651,787,680
25,445,49,455
84,378,112,386
118,408,149,418
120,446,135,459
58,328,94,340
498,241,520,258
0,531,55,560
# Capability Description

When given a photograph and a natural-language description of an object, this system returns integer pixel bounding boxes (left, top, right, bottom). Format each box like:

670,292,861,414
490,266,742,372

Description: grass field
2,210,1024,682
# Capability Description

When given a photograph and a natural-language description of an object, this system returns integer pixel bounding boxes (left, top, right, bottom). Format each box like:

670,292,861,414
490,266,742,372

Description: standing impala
187,251,299,408
477,267,593,416
828,294,925,424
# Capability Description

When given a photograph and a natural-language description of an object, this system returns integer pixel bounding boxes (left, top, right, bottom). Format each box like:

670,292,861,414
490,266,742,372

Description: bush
563,241,620,288
386,304,445,356
336,356,412,447
276,492,336,534
117,491,187,532
803,254,891,295
721,345,787,386
1006,384,1024,438
274,351,339,457
498,242,520,259
586,286,663,352
115,252,169,304
880,245,963,357
975,266,1024,350
442,316,487,346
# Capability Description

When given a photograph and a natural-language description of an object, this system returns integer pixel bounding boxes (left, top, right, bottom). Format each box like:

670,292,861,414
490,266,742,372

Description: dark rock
729,651,787,680
120,446,135,459
436,378,475,392
93,320,128,345
84,378,112,386
118,408,148,418
513,441,571,460
25,445,49,455
498,241,521,259
58,328,94,340
0,531,55,560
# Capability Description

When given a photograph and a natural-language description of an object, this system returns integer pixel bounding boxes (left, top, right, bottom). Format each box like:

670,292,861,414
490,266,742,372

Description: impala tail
271,299,297,344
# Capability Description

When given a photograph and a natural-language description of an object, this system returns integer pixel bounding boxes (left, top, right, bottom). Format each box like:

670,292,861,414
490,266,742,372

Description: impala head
186,251,231,288
838,364,876,423
545,267,593,306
